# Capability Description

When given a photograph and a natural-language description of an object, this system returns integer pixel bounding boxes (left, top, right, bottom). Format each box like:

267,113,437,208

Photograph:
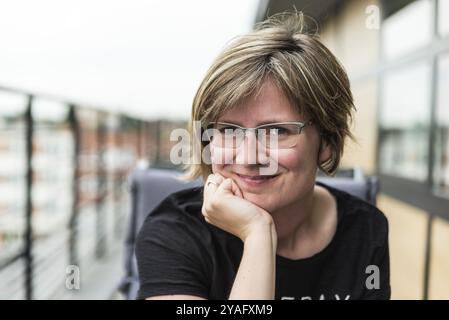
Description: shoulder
144,186,204,221
136,186,207,244
319,182,389,246
134,187,214,300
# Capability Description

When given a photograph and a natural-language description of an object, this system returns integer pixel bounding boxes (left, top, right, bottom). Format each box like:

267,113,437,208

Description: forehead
217,79,302,124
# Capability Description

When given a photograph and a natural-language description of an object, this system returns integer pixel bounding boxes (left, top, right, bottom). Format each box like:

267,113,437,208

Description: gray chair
119,166,379,299
317,168,379,205
118,167,201,299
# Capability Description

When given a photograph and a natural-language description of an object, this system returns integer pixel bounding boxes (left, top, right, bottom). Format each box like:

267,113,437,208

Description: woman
136,12,390,300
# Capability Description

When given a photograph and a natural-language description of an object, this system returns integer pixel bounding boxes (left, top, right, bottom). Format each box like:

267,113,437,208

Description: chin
243,192,277,213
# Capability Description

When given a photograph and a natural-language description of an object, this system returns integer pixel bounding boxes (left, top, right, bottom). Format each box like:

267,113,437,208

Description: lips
236,173,278,180
235,173,280,186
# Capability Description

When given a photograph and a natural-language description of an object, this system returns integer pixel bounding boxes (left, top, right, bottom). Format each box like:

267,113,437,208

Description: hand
202,173,274,242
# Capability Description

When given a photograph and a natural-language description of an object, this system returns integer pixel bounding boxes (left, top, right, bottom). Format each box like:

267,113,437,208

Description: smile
235,173,280,187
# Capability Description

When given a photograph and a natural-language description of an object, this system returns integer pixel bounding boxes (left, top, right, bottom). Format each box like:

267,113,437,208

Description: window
434,53,449,197
438,0,449,37
382,0,433,60
379,61,432,181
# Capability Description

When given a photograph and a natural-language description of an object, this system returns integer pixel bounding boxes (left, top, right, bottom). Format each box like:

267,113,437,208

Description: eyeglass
204,120,313,149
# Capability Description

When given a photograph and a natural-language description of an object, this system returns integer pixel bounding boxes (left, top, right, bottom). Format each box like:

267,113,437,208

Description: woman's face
210,78,331,213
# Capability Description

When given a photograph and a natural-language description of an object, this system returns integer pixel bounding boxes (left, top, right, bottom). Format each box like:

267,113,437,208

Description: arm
202,174,278,300
137,174,278,300
229,222,277,300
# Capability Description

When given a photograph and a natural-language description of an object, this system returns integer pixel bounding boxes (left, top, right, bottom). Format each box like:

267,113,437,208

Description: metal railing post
24,95,34,300
95,112,107,258
68,105,80,267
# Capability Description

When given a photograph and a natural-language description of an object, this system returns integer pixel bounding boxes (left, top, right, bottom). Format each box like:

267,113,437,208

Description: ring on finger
207,180,219,187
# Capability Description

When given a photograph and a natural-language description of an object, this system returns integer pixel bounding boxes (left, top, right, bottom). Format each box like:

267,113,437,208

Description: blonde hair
183,11,355,181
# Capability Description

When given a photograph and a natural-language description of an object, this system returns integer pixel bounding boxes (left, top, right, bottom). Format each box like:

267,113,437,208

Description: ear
318,137,332,165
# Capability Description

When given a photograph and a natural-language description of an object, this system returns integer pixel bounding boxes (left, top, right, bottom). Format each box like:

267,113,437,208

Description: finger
204,174,223,199
213,172,226,183
212,173,242,197
216,178,234,195
230,179,243,198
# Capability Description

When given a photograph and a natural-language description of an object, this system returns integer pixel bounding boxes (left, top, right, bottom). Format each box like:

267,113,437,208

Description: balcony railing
0,86,185,299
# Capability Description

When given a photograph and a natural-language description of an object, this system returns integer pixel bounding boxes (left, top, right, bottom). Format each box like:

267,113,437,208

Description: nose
234,130,270,165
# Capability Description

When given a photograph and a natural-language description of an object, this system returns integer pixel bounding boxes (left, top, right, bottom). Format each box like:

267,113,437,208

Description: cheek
273,149,303,171
210,145,232,173
276,142,319,171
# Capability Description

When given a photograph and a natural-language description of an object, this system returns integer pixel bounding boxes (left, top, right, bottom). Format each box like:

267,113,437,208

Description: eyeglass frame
204,120,313,149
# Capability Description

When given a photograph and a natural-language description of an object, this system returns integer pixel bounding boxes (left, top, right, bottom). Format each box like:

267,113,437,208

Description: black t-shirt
136,182,390,300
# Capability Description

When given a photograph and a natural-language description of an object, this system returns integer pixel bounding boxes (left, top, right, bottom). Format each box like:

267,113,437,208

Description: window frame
377,0,449,221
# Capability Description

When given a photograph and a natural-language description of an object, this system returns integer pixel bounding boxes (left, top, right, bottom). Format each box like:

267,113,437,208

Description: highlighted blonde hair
184,12,355,181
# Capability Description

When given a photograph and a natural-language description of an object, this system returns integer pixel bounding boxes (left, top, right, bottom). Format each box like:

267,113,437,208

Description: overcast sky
0,0,260,120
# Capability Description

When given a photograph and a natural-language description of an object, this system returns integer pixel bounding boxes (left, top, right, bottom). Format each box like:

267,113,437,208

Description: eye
219,127,235,134
263,125,289,135
216,124,240,135
274,127,289,135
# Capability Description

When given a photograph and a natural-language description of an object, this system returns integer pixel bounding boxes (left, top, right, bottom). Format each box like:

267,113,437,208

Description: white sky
0,0,260,120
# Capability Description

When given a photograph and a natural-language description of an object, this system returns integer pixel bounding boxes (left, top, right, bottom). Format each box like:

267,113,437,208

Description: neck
271,184,317,253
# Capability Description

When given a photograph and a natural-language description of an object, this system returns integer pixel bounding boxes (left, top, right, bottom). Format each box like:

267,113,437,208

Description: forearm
228,223,277,300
